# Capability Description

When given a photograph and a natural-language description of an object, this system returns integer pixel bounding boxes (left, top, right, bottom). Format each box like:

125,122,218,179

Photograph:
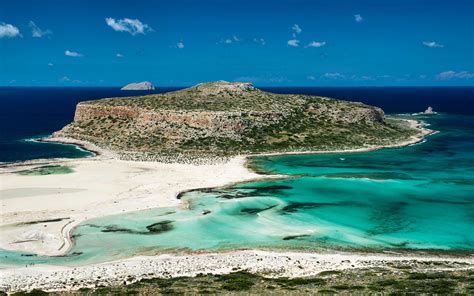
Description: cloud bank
436,71,474,80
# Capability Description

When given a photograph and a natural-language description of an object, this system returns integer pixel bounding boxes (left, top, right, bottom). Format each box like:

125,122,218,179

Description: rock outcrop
54,81,415,158
424,106,436,115
121,81,155,90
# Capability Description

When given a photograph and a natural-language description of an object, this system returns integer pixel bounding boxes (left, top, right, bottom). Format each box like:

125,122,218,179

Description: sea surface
0,86,473,267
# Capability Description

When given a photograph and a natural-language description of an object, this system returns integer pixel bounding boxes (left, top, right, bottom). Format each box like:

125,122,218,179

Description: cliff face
54,81,411,158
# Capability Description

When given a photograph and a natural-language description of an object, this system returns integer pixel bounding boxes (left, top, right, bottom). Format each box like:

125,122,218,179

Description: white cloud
60,76,70,82
0,23,21,38
354,14,363,22
116,53,124,57
219,35,242,44
291,24,302,37
307,75,316,80
65,50,83,57
287,39,299,47
48,63,54,67
322,72,344,79
176,41,184,49
253,38,265,45
423,41,444,48
436,70,474,80
306,41,326,48
105,17,153,36
29,21,52,38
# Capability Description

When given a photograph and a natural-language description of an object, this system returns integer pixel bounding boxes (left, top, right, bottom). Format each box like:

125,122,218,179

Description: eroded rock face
70,103,286,139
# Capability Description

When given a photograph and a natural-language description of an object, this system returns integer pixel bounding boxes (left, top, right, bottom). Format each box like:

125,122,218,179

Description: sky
1,0,473,87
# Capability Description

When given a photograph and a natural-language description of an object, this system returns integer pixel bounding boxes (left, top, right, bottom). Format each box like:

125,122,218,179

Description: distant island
52,81,420,161
121,81,155,90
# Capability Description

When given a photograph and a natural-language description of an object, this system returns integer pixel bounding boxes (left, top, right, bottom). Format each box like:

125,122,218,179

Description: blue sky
1,0,473,86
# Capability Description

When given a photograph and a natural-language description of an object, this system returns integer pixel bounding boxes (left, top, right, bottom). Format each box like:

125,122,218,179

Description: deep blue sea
1,86,473,163
1,86,473,267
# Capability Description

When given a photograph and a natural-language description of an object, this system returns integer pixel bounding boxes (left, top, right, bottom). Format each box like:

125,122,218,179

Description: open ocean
0,86,473,266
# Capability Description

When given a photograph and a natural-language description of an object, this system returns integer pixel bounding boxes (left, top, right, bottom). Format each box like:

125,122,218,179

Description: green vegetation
55,81,420,160
16,165,74,176
6,268,473,295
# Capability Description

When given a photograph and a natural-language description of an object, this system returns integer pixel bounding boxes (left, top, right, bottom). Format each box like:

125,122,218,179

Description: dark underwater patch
281,202,341,213
282,234,310,241
157,211,176,216
52,251,83,258
100,220,174,235
146,220,174,234
101,225,136,234
436,178,474,186
413,197,473,205
367,202,410,235
240,205,277,215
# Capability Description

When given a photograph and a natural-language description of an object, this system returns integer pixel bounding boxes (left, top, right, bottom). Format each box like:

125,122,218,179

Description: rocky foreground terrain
54,81,417,160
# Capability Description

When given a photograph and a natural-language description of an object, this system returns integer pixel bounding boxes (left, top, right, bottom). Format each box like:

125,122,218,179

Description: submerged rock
121,81,155,90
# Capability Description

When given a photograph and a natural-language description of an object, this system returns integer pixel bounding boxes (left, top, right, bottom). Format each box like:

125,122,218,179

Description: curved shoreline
48,118,433,259
1,117,457,293
1,118,434,259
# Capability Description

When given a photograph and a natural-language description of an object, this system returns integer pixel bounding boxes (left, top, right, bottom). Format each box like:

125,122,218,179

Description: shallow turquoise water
1,114,473,267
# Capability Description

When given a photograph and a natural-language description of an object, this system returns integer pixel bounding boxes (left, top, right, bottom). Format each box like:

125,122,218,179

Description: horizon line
1,85,473,88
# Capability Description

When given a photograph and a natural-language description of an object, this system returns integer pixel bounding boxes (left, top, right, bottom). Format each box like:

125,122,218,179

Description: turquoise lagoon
1,114,473,267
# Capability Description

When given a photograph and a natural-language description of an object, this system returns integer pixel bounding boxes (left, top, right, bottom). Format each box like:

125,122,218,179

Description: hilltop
53,81,419,160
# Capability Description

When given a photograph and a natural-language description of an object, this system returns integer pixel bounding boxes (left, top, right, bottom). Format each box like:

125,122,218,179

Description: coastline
1,250,473,293
0,117,451,293
0,118,431,257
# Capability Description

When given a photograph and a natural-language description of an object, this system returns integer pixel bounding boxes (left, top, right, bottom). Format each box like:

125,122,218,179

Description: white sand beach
0,155,263,257
1,250,473,292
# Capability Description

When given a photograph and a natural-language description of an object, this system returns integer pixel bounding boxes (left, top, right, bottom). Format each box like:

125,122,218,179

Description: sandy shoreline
1,250,473,293
0,118,451,292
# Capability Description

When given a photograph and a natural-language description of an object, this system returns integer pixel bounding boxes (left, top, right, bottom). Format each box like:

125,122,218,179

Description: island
120,81,155,91
3,82,465,296
53,81,421,162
